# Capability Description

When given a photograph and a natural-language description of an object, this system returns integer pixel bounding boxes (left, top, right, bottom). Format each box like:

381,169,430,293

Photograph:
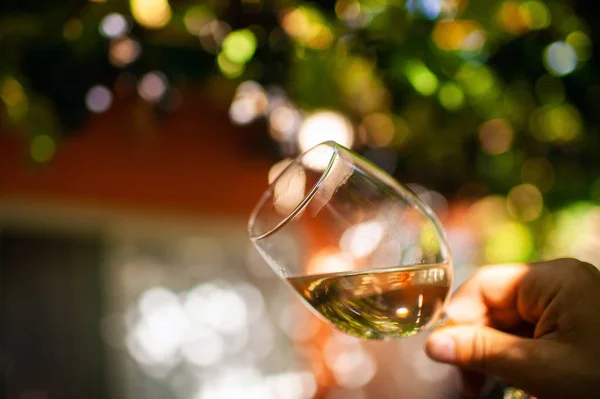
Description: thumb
425,325,560,390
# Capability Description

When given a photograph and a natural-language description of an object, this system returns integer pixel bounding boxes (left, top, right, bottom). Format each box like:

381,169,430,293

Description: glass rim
248,141,341,240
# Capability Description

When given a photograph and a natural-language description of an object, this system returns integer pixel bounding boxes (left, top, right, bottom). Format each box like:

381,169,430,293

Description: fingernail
427,333,456,363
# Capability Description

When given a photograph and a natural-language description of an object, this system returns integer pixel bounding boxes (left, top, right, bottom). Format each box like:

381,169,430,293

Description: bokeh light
360,113,395,147
544,202,600,267
507,184,544,222
456,63,497,99
307,248,355,275
544,41,578,76
100,13,129,39
269,104,303,143
0,77,28,120
221,29,257,65
335,0,368,28
138,71,168,102
407,0,443,20
324,335,377,389
405,60,439,96
498,1,531,35
85,85,113,113
432,20,484,52
218,53,245,78
529,104,582,143
438,82,465,111
183,5,215,35
281,6,334,50
520,1,551,30
297,111,354,154
130,0,172,29
30,135,56,163
485,221,533,263
340,221,385,258
109,37,141,67
566,31,593,62
228,81,268,125
478,118,514,155
200,20,231,54
337,57,390,115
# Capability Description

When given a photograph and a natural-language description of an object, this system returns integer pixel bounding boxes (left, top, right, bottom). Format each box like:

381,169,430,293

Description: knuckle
577,260,600,277
560,258,599,279
549,258,600,284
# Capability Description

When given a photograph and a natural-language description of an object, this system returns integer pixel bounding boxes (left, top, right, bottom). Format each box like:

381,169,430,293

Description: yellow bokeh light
529,104,582,143
497,1,530,35
543,202,597,262
281,7,333,50
420,220,441,257
183,5,214,35
337,57,389,115
485,221,533,263
438,82,465,110
566,31,592,62
361,113,394,147
519,1,551,30
30,135,56,163
468,195,511,236
507,184,543,222
432,20,484,52
405,60,439,96
130,0,172,29
456,63,496,99
221,29,257,65
0,77,28,120
335,0,362,24
217,53,245,78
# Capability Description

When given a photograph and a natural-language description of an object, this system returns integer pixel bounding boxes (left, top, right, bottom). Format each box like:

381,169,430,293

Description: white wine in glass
288,263,450,339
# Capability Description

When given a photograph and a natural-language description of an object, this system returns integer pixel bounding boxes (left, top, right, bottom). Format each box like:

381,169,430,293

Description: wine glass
248,141,452,340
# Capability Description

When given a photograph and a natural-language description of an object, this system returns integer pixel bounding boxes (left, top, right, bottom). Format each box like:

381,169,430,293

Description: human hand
425,258,600,399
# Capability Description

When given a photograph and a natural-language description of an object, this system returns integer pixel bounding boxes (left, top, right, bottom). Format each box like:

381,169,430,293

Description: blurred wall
0,91,271,217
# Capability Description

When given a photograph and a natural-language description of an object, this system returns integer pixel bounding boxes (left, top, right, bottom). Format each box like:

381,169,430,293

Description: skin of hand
425,258,600,399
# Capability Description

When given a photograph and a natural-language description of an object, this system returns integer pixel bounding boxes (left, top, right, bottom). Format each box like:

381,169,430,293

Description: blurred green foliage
0,0,599,215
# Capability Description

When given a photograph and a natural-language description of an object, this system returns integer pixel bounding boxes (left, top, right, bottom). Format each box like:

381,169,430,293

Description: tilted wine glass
248,141,452,340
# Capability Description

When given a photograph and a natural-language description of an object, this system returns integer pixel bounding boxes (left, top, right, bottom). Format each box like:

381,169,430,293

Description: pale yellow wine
287,263,450,339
